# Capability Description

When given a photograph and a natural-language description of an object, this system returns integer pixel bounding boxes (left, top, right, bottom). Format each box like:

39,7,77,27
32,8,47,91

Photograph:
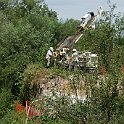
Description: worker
45,47,54,68
59,48,69,63
70,49,79,71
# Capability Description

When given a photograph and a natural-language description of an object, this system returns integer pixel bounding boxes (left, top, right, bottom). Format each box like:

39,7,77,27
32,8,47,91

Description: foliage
0,0,124,123
0,0,80,96
0,109,26,124
0,89,13,119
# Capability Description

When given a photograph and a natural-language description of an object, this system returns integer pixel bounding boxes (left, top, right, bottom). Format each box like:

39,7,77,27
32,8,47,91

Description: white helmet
49,47,54,51
73,49,77,52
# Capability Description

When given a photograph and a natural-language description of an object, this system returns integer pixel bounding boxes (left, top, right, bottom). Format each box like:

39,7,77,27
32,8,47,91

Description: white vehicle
74,51,98,72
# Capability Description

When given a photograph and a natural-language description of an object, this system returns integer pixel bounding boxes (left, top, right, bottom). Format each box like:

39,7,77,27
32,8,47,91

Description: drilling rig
53,12,101,72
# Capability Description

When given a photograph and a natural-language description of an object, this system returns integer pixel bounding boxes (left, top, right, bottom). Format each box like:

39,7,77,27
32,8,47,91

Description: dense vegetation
0,0,124,123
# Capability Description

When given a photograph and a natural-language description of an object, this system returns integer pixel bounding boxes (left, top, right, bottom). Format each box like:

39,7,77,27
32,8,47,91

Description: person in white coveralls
46,47,54,68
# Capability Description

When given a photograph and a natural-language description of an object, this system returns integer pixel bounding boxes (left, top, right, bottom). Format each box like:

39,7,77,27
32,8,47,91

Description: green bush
0,89,13,119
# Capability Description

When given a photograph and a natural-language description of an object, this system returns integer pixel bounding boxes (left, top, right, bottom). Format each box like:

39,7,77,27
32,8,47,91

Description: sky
45,0,124,20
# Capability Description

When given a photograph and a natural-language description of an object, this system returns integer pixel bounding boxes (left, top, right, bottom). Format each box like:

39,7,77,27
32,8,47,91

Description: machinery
76,51,98,72
53,11,101,72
